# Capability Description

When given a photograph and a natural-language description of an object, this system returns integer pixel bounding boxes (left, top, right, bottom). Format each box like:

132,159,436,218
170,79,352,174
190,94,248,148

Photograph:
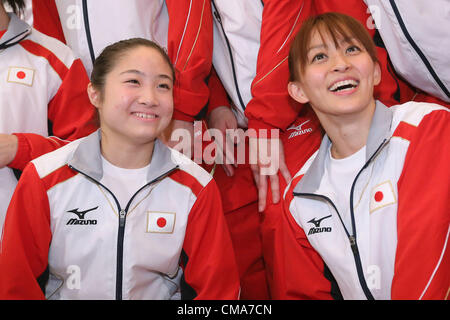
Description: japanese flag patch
370,181,397,213
146,211,176,234
7,67,35,86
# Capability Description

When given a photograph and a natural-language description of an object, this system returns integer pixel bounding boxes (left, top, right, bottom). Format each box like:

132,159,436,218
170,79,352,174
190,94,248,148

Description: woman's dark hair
3,0,25,15
90,38,176,99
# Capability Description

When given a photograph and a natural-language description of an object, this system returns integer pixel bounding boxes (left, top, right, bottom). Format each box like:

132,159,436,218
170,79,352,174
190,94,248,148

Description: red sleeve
206,67,231,115
9,58,97,171
0,163,51,299
180,180,240,299
272,176,334,300
31,0,66,43
245,0,314,136
166,0,213,122
392,109,450,299
413,91,450,109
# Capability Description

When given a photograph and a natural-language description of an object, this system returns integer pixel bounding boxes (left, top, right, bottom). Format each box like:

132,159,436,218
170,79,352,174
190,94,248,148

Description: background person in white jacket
364,0,450,104
0,0,97,233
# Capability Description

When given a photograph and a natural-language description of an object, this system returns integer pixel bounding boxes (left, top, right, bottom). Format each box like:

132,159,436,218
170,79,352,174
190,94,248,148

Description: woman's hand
250,137,291,212
0,134,18,168
207,106,238,176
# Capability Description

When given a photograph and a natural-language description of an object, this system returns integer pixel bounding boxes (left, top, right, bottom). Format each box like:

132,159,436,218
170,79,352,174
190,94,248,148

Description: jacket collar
293,100,393,194
68,130,179,183
0,13,31,48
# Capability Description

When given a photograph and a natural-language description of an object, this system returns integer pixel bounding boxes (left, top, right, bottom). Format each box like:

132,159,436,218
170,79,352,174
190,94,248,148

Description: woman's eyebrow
120,69,173,81
120,69,145,76
307,44,326,54
307,36,357,53
339,37,357,45
156,74,173,82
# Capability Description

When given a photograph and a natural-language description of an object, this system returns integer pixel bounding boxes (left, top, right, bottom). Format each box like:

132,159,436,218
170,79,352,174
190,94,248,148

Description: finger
250,164,260,186
258,173,268,212
279,160,292,185
223,135,236,167
226,130,241,168
269,173,280,205
226,163,235,176
277,141,292,184
211,128,228,166
222,164,235,177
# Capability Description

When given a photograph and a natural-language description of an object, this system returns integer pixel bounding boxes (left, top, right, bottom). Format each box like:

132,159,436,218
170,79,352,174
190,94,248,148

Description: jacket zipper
293,191,374,299
68,165,178,300
211,0,246,111
82,0,96,64
293,139,388,299
388,0,449,99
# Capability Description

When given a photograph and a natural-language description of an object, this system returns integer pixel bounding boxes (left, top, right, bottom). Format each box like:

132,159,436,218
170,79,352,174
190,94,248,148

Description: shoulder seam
19,39,70,80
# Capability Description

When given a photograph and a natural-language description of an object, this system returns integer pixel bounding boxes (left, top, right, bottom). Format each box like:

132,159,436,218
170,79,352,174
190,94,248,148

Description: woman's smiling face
289,26,381,121
89,45,174,146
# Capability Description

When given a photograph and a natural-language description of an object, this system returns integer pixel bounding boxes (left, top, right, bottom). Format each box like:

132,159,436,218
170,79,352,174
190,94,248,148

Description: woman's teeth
329,79,359,92
133,112,156,119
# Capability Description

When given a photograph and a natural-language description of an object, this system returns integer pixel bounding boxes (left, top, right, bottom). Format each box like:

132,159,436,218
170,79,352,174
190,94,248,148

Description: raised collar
68,130,179,183
293,100,393,194
0,13,31,48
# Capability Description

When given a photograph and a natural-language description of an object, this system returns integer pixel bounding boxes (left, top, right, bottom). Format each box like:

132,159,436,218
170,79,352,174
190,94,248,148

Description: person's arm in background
245,0,315,211
206,67,237,176
165,0,213,152
30,0,66,43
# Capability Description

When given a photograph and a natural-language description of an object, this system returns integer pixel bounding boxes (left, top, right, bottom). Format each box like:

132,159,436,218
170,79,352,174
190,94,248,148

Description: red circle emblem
17,71,26,79
157,217,167,228
374,191,384,202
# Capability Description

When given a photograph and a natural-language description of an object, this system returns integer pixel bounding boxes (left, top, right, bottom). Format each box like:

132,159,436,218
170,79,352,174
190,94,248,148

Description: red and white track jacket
0,13,96,233
28,0,213,122
280,101,449,299
0,131,240,300
363,0,450,103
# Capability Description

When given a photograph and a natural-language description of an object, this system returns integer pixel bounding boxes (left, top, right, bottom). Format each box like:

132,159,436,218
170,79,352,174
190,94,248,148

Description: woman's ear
288,81,310,104
373,61,382,86
87,83,101,108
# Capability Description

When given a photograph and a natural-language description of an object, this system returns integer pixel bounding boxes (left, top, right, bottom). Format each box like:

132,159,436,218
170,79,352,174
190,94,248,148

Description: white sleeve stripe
419,225,450,300
174,0,192,66
276,1,304,54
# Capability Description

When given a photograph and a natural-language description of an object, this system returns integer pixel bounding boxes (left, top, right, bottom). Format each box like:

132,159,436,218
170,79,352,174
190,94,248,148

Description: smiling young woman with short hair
277,12,449,300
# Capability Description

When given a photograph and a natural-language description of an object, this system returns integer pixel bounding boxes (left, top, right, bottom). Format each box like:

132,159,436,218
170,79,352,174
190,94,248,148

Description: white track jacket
282,101,449,299
0,13,96,233
0,131,240,300
364,0,450,103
